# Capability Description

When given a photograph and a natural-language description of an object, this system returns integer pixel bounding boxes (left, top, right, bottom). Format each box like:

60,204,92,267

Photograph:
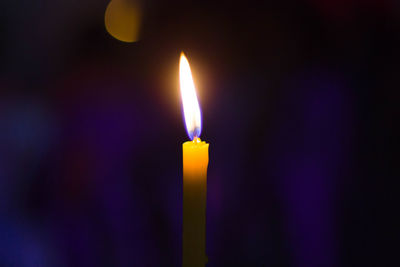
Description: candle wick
193,137,201,143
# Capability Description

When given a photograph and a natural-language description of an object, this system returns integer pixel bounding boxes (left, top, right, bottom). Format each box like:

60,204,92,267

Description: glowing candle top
179,52,202,140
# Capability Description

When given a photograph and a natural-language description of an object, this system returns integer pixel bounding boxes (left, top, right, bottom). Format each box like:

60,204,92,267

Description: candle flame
179,52,202,140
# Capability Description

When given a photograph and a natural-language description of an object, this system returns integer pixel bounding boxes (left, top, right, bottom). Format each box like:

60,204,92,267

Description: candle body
182,140,209,267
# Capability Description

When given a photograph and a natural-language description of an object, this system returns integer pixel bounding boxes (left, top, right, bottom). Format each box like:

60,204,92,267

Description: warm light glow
105,0,141,43
180,52,202,140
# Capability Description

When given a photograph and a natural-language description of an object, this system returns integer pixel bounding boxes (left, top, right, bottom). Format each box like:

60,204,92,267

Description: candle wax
182,138,209,267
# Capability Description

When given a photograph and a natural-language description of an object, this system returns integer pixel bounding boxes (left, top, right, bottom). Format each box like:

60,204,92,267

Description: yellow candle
179,52,209,267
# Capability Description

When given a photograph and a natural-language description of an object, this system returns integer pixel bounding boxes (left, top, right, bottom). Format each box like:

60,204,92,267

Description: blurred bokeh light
105,0,142,43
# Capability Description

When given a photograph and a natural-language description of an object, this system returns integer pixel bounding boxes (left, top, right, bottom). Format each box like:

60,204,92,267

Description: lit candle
179,52,209,267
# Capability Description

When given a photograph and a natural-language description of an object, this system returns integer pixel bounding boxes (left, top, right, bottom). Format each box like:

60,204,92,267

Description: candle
179,52,209,267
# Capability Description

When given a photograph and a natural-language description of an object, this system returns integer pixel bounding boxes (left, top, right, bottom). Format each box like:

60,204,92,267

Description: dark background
0,0,399,266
